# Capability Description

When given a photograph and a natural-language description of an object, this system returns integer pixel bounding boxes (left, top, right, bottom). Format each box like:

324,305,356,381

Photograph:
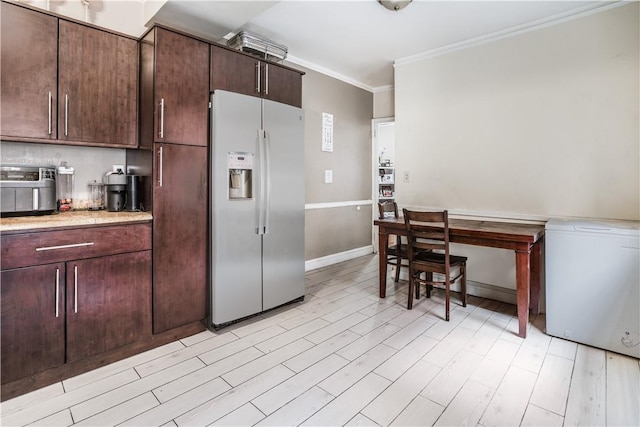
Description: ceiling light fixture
378,0,412,12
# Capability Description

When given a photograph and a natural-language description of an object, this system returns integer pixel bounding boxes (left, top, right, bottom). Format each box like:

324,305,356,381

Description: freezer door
210,90,263,326
546,227,640,358
262,98,305,310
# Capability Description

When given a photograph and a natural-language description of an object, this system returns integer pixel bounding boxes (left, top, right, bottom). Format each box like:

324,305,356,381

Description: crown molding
373,85,394,93
395,1,626,67
286,55,376,93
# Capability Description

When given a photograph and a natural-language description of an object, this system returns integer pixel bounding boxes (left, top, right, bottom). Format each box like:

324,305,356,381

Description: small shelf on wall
378,165,395,202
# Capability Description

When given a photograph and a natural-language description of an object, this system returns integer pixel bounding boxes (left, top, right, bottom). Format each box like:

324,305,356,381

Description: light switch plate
324,169,333,184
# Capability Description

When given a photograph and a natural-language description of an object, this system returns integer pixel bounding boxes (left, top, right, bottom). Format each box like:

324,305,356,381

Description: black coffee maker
125,175,143,212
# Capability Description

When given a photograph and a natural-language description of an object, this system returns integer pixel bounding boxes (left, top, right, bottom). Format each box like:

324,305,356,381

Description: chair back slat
412,230,445,240
414,241,445,251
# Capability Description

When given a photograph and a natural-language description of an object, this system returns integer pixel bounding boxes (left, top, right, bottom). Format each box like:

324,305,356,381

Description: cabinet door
153,143,207,333
66,251,151,362
0,3,57,140
1,264,65,383
210,45,260,98
154,28,209,146
262,63,303,108
58,20,137,147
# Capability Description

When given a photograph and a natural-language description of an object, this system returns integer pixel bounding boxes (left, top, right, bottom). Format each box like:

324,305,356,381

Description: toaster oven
0,164,56,216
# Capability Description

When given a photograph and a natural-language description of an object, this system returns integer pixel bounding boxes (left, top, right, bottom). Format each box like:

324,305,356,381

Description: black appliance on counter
0,164,57,216
104,171,145,212
125,175,143,212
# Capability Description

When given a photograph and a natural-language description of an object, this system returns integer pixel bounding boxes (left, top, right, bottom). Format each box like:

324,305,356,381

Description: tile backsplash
1,141,127,208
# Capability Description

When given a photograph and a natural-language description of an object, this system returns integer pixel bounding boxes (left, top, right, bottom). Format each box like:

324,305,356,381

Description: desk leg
515,249,531,338
529,238,543,315
378,229,389,298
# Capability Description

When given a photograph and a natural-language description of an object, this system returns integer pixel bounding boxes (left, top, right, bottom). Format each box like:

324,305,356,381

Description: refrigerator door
261,98,305,310
210,90,263,326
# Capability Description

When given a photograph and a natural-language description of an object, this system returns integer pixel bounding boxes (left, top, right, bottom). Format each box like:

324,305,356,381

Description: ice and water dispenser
228,152,253,199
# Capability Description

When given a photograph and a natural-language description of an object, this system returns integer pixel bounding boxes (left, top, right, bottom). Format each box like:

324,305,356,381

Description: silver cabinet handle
159,98,165,138
48,91,52,135
158,146,164,187
64,94,69,136
256,62,261,94
55,268,60,318
264,64,269,95
74,265,78,314
32,188,38,210
36,242,94,252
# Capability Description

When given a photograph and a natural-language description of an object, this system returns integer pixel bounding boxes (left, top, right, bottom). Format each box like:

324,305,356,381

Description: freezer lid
545,218,640,237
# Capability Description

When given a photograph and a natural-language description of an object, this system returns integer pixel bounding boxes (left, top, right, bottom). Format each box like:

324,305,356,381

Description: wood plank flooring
2,254,639,426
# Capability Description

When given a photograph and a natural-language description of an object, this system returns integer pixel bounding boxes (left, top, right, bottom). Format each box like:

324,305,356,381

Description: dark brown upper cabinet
0,2,138,148
58,20,138,147
210,45,303,108
1,2,58,141
140,27,210,149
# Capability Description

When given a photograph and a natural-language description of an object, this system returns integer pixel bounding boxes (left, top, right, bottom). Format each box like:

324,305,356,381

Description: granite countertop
0,210,153,232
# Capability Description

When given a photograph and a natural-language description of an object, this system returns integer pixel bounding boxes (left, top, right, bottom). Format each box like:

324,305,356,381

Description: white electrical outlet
403,170,410,183
324,170,333,184
113,164,125,173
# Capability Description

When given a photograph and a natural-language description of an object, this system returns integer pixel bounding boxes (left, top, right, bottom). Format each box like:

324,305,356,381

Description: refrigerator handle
257,130,266,235
263,130,271,234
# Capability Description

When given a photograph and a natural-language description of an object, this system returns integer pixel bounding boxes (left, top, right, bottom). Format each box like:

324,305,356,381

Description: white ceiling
148,0,611,92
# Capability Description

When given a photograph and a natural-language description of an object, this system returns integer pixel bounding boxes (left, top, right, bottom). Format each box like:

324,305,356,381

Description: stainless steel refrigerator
209,90,305,328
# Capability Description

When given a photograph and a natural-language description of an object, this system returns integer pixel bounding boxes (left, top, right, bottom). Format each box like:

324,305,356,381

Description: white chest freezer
545,218,640,358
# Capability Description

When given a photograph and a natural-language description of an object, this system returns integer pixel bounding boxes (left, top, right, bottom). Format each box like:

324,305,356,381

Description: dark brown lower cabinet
152,143,208,333
66,251,152,362
1,263,66,384
0,223,152,385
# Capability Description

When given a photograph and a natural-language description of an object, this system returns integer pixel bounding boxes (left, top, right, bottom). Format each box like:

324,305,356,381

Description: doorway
372,117,395,253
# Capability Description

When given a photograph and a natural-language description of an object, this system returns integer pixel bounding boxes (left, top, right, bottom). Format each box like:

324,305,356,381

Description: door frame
371,116,395,253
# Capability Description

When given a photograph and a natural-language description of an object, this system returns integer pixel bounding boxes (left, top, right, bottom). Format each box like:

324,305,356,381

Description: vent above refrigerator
227,30,287,63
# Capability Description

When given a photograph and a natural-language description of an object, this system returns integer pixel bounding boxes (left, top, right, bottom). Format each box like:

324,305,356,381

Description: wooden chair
402,209,467,320
378,201,408,285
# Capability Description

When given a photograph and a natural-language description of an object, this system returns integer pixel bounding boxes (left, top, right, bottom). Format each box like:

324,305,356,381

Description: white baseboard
466,280,516,305
305,245,374,271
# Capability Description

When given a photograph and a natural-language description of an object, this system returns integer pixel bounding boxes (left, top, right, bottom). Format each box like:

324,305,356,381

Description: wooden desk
374,217,545,338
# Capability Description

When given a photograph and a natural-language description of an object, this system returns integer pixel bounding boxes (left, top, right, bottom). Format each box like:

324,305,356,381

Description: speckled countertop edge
0,211,153,232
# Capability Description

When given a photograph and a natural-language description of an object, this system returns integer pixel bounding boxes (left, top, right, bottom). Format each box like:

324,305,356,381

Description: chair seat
413,252,466,275
415,251,467,265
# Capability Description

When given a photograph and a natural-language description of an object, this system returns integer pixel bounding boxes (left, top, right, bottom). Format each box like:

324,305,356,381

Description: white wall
395,3,639,222
373,88,395,119
393,3,639,297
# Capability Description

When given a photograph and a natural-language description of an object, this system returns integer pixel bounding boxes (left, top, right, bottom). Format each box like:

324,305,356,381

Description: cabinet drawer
1,223,151,270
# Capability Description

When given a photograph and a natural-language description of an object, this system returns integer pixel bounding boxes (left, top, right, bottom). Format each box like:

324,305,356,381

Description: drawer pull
35,242,95,252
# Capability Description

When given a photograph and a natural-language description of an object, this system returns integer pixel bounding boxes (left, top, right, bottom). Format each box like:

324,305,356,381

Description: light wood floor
2,254,639,426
